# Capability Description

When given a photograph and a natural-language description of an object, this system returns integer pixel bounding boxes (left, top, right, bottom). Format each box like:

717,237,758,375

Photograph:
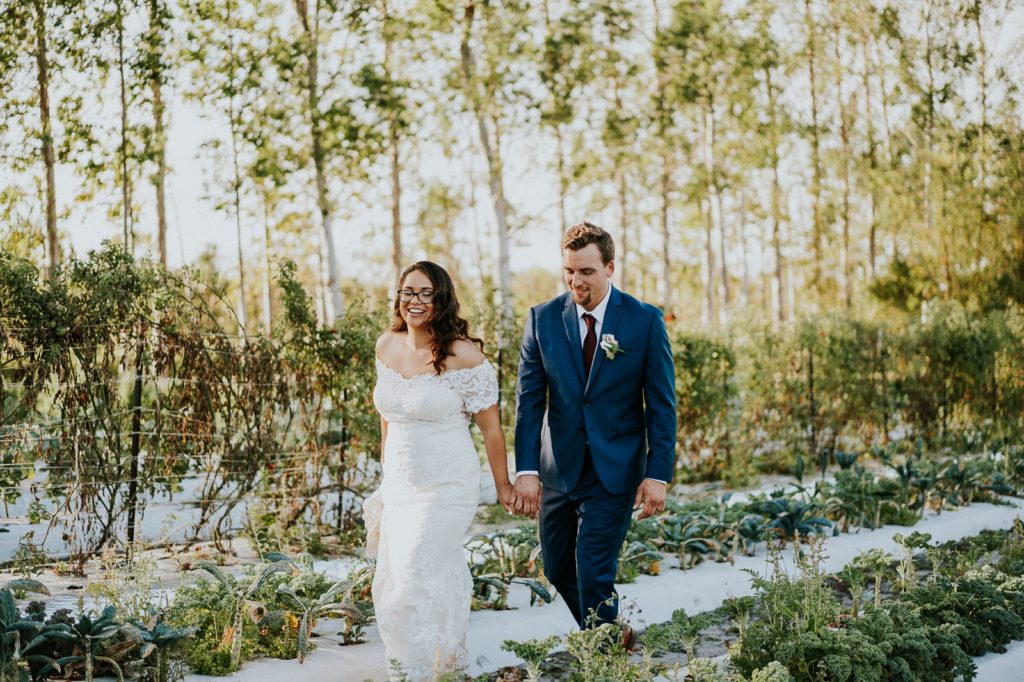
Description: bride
367,261,516,680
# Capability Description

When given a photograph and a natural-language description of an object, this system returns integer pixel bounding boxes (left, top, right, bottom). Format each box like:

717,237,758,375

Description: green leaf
197,562,234,593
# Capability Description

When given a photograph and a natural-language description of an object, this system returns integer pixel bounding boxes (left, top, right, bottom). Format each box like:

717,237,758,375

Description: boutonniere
600,334,624,360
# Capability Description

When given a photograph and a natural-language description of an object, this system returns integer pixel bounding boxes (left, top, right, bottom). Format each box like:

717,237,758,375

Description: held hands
496,479,517,515
634,478,667,520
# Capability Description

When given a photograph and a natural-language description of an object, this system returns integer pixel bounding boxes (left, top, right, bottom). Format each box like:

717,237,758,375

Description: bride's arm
474,405,514,512
379,417,388,464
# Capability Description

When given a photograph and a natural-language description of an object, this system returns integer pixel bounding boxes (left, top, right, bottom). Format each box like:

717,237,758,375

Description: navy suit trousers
538,449,634,629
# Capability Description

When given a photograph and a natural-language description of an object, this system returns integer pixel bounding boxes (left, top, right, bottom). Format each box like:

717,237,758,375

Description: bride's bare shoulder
375,330,403,358
445,339,486,370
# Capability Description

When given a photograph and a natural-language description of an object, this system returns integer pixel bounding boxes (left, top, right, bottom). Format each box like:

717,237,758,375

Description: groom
512,222,677,644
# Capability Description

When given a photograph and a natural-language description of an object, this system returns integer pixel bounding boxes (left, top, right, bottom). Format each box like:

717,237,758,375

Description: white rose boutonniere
600,334,624,360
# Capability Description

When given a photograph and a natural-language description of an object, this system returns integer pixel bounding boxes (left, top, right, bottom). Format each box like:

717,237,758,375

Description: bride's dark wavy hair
391,261,483,375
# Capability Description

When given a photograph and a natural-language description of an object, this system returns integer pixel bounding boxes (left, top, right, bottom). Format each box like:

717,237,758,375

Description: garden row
495,519,1024,681
466,442,1024,608
0,435,1018,681
0,552,375,682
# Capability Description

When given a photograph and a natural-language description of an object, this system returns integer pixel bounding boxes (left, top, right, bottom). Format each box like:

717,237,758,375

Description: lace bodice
373,358,499,422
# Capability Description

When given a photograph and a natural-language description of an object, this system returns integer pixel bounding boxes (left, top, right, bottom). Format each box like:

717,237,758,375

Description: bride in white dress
368,261,516,681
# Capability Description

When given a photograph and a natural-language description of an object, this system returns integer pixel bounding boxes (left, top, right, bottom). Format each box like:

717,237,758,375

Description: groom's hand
634,479,667,520
512,474,541,518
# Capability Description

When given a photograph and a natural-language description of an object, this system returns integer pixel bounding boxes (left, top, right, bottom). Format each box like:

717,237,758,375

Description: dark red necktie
582,313,597,378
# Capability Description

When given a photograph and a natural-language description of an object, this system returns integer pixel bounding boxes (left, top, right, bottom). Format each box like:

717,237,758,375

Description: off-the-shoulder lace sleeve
452,360,499,414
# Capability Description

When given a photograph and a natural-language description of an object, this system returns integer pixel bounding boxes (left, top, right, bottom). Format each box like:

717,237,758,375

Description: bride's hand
496,480,516,514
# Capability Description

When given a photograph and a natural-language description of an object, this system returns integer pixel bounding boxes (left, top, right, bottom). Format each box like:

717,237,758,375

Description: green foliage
846,603,974,682
466,525,544,579
1,246,387,564
687,657,735,682
903,567,1024,656
561,623,658,682
616,540,663,582
470,574,553,611
850,549,896,610
748,495,832,542
275,576,364,663
166,555,375,674
640,608,720,662
732,538,842,676
466,524,553,608
750,661,794,682
33,605,130,682
997,518,1024,575
0,584,52,682
120,610,197,682
673,332,738,482
500,635,560,682
730,522,1024,682
718,595,756,642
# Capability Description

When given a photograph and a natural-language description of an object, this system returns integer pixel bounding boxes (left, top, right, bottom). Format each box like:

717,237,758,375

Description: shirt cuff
645,477,667,484
516,471,539,478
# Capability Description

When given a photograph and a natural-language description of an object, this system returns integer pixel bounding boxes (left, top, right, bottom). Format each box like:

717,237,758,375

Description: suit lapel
585,287,623,395
562,296,586,385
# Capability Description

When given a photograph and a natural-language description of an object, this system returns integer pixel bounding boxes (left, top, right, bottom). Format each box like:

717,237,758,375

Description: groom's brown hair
561,221,615,265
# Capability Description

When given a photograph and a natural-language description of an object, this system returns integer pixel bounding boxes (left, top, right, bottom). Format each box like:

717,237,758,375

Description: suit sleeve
514,306,547,473
642,308,677,482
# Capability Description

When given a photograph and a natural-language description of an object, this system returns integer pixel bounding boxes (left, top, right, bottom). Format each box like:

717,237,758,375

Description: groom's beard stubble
571,283,604,309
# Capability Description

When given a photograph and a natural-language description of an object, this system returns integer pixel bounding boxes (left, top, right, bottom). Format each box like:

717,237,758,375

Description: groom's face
563,244,614,311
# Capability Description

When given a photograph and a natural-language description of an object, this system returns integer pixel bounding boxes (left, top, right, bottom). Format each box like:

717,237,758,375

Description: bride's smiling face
398,269,436,330
563,243,614,311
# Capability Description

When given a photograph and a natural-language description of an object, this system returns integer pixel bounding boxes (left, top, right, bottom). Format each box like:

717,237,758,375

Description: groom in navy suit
513,222,677,644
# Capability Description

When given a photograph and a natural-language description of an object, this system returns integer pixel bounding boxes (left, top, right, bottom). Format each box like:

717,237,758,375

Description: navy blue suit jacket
514,287,677,495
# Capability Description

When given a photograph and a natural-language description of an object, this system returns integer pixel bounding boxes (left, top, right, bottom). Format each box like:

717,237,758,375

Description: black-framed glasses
397,289,435,304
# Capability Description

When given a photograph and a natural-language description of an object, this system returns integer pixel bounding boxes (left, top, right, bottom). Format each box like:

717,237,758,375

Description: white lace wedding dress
370,358,499,681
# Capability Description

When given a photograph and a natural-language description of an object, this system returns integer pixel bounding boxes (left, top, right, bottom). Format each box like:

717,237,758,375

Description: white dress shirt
517,285,665,485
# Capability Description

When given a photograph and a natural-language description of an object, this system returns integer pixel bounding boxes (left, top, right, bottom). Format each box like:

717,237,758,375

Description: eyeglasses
397,289,435,304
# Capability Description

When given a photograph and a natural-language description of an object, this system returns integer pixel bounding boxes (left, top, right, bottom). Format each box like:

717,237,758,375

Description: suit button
579,428,585,434
584,401,591,406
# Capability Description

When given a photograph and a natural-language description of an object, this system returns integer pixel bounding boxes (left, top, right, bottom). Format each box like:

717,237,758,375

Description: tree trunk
459,2,513,331
543,0,568,237
861,38,878,280
879,43,897,260
739,190,750,307
659,156,672,317
294,0,344,321
617,170,629,291
556,124,567,234
702,196,715,325
389,110,402,289
233,184,248,332
262,189,273,331
33,0,59,277
922,0,950,298
116,0,133,252
148,0,169,267
652,3,673,317
766,66,786,322
832,10,852,309
704,102,727,324
227,1,247,333
804,0,824,303
383,0,402,288
923,0,935,283
972,2,992,269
